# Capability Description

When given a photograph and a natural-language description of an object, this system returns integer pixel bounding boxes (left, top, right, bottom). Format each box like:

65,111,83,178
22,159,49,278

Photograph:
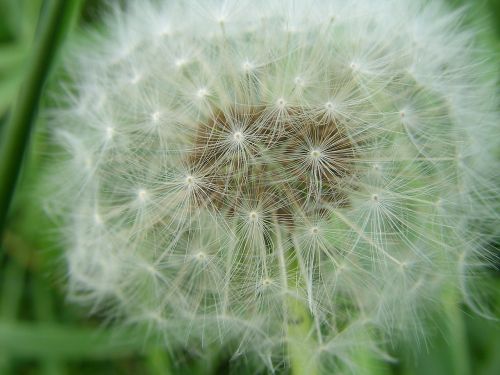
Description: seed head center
194,251,207,262
186,106,355,221
310,149,322,160
137,189,148,202
151,111,161,122
232,131,244,143
242,61,253,71
310,226,320,235
261,278,273,287
249,211,259,221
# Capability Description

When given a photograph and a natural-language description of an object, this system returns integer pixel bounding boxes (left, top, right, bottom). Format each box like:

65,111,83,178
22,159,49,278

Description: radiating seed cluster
46,0,499,372
186,106,354,220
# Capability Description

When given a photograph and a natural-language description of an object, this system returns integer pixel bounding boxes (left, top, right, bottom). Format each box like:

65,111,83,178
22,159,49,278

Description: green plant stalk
145,346,174,375
287,294,319,375
443,289,470,375
286,255,320,375
0,0,83,234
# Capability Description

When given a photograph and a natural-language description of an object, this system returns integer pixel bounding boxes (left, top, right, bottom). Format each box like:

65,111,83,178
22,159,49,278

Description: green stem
145,346,174,375
0,0,83,234
443,289,470,375
287,294,320,375
285,254,320,375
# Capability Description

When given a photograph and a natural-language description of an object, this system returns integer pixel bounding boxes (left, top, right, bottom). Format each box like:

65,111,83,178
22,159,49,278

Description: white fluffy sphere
46,0,499,372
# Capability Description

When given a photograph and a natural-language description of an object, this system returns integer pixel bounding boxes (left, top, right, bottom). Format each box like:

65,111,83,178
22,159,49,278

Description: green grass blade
0,0,83,233
0,321,150,360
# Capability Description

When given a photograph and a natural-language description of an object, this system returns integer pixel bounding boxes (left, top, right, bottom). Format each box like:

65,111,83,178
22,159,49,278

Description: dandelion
45,0,499,373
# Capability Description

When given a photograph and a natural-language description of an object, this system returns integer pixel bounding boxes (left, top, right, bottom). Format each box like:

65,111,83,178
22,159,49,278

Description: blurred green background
0,0,499,374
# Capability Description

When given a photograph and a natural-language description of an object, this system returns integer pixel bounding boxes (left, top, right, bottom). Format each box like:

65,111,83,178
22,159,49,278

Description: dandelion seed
276,97,286,109
294,76,304,86
194,251,207,262
310,226,319,235
242,60,254,71
249,211,259,222
93,213,103,225
324,101,335,112
261,277,273,288
137,188,148,202
174,57,187,68
105,126,114,140
310,149,322,160
196,87,208,99
151,111,161,123
130,73,142,84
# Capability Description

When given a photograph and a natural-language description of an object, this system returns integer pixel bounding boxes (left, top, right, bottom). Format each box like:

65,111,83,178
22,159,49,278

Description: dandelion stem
145,346,174,375
443,289,470,375
287,261,319,375
0,0,83,234
274,221,319,375
287,290,320,375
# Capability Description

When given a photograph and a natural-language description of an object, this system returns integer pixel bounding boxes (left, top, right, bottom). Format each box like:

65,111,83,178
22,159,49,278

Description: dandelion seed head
45,0,500,371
